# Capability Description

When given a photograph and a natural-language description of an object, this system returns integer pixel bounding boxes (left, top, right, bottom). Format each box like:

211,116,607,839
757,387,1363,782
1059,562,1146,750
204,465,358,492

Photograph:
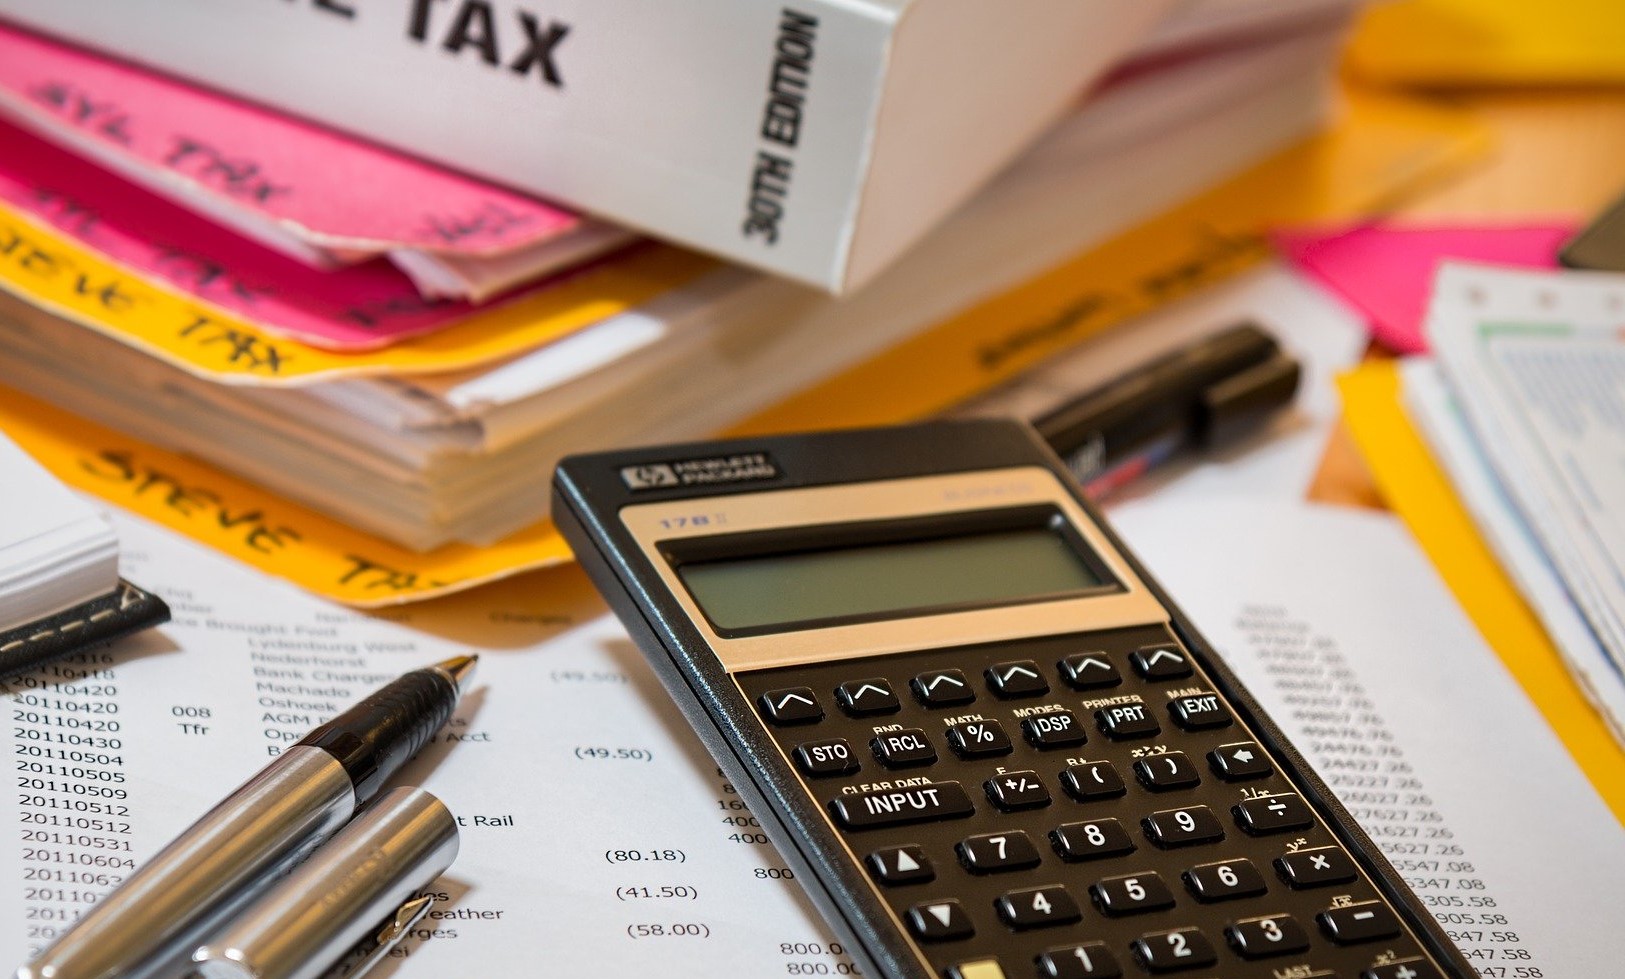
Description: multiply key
829,781,974,830
1275,846,1356,888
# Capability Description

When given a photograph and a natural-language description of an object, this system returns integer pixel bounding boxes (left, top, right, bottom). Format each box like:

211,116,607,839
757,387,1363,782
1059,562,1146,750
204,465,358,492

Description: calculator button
1129,644,1193,681
986,660,1049,698
1130,927,1216,972
792,738,859,777
870,729,937,768
984,771,1051,811
865,845,934,886
1022,710,1088,749
1275,846,1356,888
1089,872,1175,915
1051,818,1136,861
759,687,822,725
1226,913,1310,958
1059,652,1122,690
1133,751,1201,790
1060,761,1126,801
1095,703,1160,739
1168,692,1231,730
1182,858,1266,901
947,719,1014,758
828,781,974,830
913,669,975,707
836,678,900,716
1233,794,1314,835
1208,741,1272,781
1318,901,1399,944
957,831,1042,874
1036,943,1122,979
995,885,1082,929
1142,806,1225,848
1365,959,1440,979
947,960,1007,979
906,899,974,942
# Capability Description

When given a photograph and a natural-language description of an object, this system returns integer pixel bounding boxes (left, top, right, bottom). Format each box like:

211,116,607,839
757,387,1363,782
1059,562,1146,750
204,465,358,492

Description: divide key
829,781,975,830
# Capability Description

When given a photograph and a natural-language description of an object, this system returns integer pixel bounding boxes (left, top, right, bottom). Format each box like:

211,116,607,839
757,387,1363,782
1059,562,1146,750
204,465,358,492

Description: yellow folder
1337,361,1625,824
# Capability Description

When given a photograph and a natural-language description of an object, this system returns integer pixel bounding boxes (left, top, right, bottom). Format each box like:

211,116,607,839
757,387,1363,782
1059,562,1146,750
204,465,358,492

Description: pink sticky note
1275,223,1574,354
0,115,589,350
0,22,592,259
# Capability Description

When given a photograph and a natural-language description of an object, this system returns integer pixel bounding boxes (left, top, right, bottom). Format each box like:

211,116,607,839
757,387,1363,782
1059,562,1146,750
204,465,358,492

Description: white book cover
0,0,1177,291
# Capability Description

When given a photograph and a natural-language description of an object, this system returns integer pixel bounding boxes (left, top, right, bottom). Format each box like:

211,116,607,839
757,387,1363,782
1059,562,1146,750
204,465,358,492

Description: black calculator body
552,421,1471,979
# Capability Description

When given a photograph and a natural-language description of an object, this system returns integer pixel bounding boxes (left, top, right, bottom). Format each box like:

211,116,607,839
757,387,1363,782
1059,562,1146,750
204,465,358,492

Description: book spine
0,0,894,288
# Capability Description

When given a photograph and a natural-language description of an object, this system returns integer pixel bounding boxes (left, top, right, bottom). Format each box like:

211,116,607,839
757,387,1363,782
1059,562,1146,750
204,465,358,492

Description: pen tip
433,654,478,695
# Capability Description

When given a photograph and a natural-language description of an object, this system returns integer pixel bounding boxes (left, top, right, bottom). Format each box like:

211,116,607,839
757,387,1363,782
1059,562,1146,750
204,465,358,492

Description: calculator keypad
738,625,1446,979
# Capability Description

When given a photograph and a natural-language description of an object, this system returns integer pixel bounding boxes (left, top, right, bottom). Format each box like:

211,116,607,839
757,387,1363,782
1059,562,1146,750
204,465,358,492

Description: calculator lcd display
674,521,1110,633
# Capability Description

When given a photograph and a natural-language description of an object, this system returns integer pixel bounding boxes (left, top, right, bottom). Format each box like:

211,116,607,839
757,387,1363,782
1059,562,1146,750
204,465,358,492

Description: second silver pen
15,654,476,979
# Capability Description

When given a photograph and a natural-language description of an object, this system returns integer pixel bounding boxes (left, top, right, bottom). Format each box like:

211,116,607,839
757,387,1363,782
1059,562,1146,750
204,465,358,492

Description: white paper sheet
6,500,1617,977
1400,358,1625,743
0,514,852,977
1428,263,1625,675
1114,499,1625,978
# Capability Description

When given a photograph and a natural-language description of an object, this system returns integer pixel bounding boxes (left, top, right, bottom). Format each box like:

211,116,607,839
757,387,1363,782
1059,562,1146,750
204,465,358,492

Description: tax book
0,428,167,675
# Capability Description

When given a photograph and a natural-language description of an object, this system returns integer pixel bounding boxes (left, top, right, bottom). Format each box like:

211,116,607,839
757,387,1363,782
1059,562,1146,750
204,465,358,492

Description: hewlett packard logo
620,454,779,491
620,464,681,489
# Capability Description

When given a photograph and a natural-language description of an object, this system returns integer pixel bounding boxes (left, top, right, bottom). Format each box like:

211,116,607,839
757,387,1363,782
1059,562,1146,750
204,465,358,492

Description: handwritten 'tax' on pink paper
1275,223,1573,354
0,22,589,258
0,116,588,351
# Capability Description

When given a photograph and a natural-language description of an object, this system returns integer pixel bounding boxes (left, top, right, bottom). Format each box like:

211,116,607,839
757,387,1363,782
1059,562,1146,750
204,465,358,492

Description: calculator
552,420,1471,979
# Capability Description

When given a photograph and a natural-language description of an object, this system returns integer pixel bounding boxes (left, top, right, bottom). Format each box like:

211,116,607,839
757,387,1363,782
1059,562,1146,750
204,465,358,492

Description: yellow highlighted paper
0,203,713,385
0,89,1489,606
1338,361,1625,825
741,91,1490,433
0,385,574,606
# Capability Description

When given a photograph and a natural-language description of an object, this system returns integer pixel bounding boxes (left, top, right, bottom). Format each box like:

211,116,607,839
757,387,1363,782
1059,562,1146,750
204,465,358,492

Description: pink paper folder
1275,223,1573,354
0,22,595,261
0,115,598,350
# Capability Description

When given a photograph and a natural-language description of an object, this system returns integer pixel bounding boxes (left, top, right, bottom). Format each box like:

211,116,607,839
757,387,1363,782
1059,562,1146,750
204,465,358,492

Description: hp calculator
552,421,1471,979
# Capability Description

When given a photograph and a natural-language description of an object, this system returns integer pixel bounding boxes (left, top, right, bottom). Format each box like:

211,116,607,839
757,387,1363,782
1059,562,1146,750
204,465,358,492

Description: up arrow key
837,678,900,717
1131,644,1193,680
986,660,1049,699
758,686,823,725
1060,652,1122,690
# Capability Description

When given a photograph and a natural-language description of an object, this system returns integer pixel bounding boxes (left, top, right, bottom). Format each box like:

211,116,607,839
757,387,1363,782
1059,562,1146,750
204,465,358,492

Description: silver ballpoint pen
15,655,477,979
193,786,460,979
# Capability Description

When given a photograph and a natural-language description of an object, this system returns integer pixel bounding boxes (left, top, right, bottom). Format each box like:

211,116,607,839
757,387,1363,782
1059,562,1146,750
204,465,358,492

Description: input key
829,781,975,830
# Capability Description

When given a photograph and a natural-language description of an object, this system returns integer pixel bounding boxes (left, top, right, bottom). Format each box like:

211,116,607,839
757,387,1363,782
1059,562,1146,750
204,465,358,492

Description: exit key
1169,691,1231,730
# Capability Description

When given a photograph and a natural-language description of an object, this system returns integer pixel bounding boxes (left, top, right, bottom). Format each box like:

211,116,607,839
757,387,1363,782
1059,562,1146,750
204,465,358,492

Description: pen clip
325,893,436,979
